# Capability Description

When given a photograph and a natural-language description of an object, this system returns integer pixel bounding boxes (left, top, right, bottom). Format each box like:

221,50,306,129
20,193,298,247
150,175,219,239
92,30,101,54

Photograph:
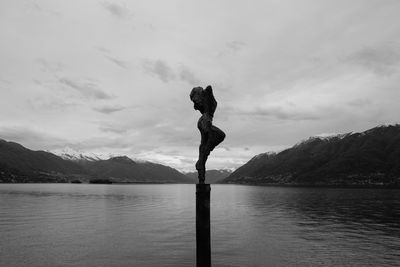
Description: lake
0,184,399,266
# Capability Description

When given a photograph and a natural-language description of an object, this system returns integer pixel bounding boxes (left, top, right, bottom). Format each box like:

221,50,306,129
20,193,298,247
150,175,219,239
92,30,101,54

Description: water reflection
212,185,400,266
0,184,399,266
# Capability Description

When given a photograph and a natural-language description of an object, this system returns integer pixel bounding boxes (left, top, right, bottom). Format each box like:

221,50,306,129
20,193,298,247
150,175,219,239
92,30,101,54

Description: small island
89,179,113,184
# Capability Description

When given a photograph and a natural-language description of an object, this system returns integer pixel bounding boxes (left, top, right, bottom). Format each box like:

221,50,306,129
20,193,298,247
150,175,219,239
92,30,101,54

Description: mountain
0,139,192,184
0,139,87,183
223,125,400,187
185,169,232,184
52,147,104,162
81,156,192,183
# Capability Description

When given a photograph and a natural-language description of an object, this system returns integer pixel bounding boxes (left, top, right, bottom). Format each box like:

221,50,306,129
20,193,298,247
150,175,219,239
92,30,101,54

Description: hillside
82,156,192,183
0,139,192,184
223,125,400,187
0,139,87,182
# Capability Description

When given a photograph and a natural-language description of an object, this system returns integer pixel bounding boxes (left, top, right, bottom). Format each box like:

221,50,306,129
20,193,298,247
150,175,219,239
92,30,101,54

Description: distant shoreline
222,182,400,189
0,182,194,185
1,182,399,189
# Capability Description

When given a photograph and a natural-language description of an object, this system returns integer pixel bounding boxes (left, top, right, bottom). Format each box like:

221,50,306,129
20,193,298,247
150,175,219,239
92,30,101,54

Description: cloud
179,66,200,86
93,105,126,114
101,2,130,19
0,125,68,150
105,55,129,69
347,98,372,108
36,58,64,73
26,1,60,16
0,78,11,85
27,96,77,110
27,1,42,11
71,136,133,151
142,59,175,82
217,41,246,57
94,46,111,53
226,41,246,51
345,44,400,75
0,126,133,155
231,106,321,121
58,77,113,100
94,46,129,69
142,59,201,84
2,0,400,172
98,125,128,134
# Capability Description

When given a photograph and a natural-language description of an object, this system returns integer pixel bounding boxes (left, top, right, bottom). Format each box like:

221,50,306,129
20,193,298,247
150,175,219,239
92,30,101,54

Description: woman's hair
190,86,217,117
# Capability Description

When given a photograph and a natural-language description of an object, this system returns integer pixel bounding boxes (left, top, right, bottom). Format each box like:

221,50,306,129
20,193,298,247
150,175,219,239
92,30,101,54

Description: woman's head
190,87,205,113
190,85,217,116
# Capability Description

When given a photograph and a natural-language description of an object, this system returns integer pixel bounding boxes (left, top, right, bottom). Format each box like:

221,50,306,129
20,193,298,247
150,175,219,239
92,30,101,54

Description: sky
1,0,400,172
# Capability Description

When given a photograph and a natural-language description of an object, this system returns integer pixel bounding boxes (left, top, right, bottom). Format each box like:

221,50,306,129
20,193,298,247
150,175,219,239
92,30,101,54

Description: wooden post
196,184,211,267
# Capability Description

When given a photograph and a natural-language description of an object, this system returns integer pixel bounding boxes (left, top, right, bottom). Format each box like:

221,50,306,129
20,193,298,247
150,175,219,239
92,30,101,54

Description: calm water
0,184,399,267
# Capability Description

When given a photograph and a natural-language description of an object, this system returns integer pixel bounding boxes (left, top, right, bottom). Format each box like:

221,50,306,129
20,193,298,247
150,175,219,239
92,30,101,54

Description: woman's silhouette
190,85,225,183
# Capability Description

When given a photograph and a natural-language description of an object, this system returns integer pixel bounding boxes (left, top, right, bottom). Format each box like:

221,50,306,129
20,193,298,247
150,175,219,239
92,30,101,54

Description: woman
190,85,226,183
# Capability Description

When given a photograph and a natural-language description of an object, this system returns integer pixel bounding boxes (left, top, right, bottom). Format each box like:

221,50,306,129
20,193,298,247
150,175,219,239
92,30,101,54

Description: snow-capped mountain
223,124,400,186
0,141,193,184
51,147,108,162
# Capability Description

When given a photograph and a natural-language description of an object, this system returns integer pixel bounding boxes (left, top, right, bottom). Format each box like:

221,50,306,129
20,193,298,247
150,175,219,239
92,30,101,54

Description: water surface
0,184,399,266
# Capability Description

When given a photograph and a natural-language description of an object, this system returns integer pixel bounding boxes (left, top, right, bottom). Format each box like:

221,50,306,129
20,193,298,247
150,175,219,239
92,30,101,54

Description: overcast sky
1,0,400,172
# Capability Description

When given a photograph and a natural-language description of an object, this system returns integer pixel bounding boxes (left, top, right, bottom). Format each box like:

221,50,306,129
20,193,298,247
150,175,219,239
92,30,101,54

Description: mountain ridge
0,139,192,184
222,125,400,187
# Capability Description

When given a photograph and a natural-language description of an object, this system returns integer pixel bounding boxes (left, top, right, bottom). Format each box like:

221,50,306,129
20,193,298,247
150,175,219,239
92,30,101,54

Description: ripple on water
1,184,399,267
